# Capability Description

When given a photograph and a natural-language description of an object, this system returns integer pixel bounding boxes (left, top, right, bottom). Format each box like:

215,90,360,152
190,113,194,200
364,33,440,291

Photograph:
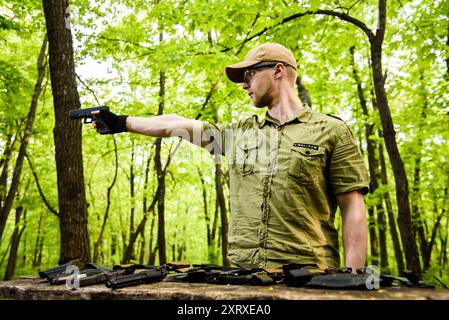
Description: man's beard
253,90,272,108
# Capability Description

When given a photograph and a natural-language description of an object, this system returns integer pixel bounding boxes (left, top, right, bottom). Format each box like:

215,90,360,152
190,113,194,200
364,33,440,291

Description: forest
0,0,448,287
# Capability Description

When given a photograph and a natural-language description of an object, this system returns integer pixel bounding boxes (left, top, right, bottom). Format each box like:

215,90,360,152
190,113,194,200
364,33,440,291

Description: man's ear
274,63,285,79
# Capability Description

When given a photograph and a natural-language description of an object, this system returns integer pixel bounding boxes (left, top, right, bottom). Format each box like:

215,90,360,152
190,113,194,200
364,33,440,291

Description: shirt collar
258,104,313,128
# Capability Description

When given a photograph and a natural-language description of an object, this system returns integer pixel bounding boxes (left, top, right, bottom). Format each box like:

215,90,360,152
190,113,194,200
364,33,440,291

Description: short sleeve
329,124,370,195
202,121,235,157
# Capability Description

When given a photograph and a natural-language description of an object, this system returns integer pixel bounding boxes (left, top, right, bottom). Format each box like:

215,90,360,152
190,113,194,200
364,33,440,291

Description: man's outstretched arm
337,190,367,273
92,111,209,147
126,115,206,146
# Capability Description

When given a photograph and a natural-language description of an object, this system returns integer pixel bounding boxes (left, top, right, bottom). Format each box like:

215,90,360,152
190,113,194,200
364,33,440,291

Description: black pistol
68,105,111,134
105,269,166,289
38,259,84,280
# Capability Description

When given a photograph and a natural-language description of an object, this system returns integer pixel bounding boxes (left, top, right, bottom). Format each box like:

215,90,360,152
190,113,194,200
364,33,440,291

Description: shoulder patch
326,114,345,122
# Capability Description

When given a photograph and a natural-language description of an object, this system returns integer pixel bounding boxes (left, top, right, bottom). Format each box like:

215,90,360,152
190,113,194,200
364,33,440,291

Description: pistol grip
93,115,112,135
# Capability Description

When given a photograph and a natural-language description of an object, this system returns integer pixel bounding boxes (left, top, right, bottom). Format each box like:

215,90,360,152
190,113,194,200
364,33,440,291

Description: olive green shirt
202,106,369,269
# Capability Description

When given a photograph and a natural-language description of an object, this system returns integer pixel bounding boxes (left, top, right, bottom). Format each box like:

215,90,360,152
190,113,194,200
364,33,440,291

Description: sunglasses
243,62,293,84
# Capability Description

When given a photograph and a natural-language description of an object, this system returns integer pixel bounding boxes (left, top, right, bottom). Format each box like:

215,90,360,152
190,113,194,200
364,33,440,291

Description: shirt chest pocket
235,138,260,175
288,145,326,184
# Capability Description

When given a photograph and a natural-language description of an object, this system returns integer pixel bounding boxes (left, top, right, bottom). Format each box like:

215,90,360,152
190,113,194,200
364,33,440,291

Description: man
93,43,370,273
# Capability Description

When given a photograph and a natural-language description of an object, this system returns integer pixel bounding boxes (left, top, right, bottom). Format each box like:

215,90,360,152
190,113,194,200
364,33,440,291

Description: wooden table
0,277,448,300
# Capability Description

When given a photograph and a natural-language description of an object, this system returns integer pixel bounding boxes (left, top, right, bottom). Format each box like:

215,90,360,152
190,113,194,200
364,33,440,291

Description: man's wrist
124,115,132,132
118,115,128,132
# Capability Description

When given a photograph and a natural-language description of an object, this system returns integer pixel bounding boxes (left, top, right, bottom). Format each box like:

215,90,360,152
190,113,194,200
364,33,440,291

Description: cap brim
225,60,260,83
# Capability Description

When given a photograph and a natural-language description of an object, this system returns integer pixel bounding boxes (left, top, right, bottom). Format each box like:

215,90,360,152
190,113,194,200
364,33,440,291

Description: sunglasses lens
243,70,253,83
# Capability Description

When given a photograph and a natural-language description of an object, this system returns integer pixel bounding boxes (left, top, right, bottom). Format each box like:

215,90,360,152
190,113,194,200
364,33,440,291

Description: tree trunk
4,206,26,280
377,203,389,270
32,211,44,267
117,206,126,258
412,150,427,261
215,162,229,266
123,151,157,263
378,137,405,274
198,168,212,246
411,71,431,267
111,234,117,257
148,237,157,266
155,27,167,264
43,0,90,264
367,208,379,265
0,132,12,173
442,184,449,267
35,220,46,268
139,228,146,264
177,223,186,261
123,213,149,263
207,192,220,263
0,35,47,244
145,155,158,266
440,208,448,267
129,140,136,249
155,134,166,264
423,188,448,269
212,196,219,242
20,224,27,268
0,132,13,210
93,137,118,262
296,76,312,107
119,152,154,263
349,46,381,266
446,18,449,79
172,229,177,262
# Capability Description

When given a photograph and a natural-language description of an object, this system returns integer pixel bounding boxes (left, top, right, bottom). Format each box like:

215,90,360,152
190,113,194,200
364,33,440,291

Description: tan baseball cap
225,43,297,83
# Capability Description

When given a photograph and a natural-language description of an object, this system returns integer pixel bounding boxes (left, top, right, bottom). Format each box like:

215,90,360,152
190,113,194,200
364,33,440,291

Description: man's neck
267,90,304,125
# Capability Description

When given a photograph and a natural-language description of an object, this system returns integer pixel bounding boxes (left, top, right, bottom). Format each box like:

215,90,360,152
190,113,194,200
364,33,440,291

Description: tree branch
236,13,261,56
195,74,224,120
84,33,154,50
227,9,375,51
164,138,182,175
76,73,101,105
314,9,375,41
25,153,59,218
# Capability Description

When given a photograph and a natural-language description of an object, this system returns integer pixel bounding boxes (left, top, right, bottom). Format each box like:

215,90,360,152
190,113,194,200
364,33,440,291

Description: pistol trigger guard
84,117,92,124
